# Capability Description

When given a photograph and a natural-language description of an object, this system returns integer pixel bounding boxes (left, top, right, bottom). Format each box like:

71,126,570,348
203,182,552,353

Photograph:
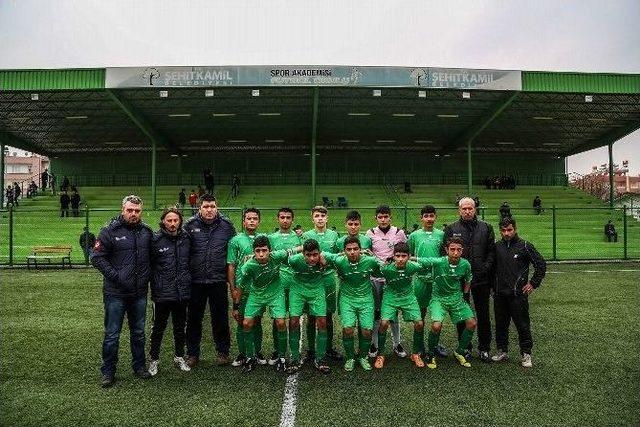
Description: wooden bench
26,246,72,269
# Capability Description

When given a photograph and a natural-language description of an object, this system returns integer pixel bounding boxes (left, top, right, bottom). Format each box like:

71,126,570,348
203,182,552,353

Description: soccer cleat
101,374,115,388
393,344,407,358
491,350,509,363
242,357,257,373
173,356,191,372
313,358,331,374
286,361,301,374
358,357,372,371
343,358,355,372
478,351,491,363
374,355,385,369
185,356,199,368
231,353,246,367
454,351,472,368
426,355,437,369
275,357,287,373
410,353,425,368
134,368,152,379
301,350,315,366
521,353,533,368
268,351,279,366
256,352,268,365
368,344,379,358
435,344,448,358
326,348,344,361
215,354,231,366
148,359,159,376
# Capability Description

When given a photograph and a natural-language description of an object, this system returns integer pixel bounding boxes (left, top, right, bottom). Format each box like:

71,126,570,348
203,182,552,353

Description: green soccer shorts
289,287,326,317
380,293,421,322
339,295,374,330
413,276,433,310
244,292,287,320
428,297,474,325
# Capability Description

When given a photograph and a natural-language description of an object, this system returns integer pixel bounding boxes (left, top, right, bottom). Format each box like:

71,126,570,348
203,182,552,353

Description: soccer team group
93,195,546,387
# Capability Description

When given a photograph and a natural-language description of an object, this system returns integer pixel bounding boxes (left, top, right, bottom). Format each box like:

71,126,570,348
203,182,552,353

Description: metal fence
0,204,638,266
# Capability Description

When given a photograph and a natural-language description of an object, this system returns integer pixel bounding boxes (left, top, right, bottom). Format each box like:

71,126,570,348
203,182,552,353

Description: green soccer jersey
380,261,427,298
286,253,327,293
336,233,373,251
418,256,472,299
227,232,264,266
408,228,444,280
237,250,289,300
269,230,302,251
302,229,339,253
324,253,381,299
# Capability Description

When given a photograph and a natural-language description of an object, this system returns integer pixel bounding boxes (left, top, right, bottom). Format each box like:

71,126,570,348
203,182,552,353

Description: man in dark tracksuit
184,194,236,368
91,195,153,388
148,208,192,376
444,197,496,362
492,217,546,368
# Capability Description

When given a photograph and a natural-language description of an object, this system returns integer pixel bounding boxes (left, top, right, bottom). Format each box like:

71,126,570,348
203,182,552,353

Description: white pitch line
547,269,639,274
279,372,299,427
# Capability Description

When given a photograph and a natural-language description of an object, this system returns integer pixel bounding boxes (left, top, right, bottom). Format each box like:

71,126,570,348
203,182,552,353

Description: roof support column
608,142,614,208
0,140,5,208
467,138,473,195
151,139,157,210
310,86,319,207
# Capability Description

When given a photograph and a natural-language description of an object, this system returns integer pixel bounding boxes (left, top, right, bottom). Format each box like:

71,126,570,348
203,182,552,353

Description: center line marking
279,372,299,427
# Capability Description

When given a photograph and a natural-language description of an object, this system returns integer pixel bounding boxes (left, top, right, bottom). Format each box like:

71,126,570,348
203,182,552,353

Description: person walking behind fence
492,217,546,368
71,190,81,217
12,183,21,207
178,188,186,209
188,189,198,215
79,226,96,262
60,190,71,217
148,208,192,376
41,168,49,190
231,174,240,199
91,194,153,388
533,195,542,215
604,220,618,243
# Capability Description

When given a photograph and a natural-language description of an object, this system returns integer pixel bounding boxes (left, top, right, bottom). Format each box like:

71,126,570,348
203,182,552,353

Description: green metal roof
522,71,640,94
0,69,105,91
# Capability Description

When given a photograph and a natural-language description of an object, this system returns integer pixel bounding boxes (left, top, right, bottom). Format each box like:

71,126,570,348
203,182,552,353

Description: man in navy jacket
91,195,153,388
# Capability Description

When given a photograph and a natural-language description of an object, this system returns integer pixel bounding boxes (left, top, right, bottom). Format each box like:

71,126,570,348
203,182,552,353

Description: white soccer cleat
521,353,533,368
148,359,159,376
492,350,509,362
173,356,191,372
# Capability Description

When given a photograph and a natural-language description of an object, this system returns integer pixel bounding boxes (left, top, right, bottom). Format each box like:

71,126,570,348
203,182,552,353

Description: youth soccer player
421,237,476,369
336,210,372,251
322,236,381,372
302,206,341,361
267,207,303,366
284,239,331,374
234,236,296,373
408,205,446,357
375,242,427,369
227,208,266,367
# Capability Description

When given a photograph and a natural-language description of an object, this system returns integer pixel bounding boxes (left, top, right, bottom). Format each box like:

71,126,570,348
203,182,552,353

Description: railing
0,204,637,266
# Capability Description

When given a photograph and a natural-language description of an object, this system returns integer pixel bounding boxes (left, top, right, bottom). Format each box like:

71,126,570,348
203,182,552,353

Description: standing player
323,237,381,372
302,206,342,361
408,205,447,357
267,207,303,366
336,210,372,251
421,238,476,369
366,205,407,358
234,236,296,373
375,242,427,369
227,208,266,367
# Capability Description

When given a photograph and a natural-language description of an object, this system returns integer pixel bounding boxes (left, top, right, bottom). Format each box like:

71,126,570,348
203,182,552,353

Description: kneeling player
421,237,476,369
375,242,426,369
234,236,294,373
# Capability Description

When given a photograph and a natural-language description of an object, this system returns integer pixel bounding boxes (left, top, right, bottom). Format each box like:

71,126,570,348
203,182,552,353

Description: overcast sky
1,0,638,173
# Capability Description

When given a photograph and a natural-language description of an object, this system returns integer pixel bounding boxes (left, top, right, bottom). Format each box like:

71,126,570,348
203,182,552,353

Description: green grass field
1,185,638,264
1,264,639,426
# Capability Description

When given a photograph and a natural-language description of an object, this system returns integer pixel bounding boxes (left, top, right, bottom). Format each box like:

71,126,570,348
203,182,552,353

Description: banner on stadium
105,66,522,90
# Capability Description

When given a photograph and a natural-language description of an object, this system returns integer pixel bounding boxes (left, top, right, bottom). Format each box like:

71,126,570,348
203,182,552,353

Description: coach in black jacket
91,195,153,388
444,197,496,361
492,217,546,368
184,193,236,368
148,208,192,376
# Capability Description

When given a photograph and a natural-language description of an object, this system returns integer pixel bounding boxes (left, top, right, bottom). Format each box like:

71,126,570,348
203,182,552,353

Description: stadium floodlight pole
608,142,614,208
310,86,319,206
151,138,157,209
467,138,472,194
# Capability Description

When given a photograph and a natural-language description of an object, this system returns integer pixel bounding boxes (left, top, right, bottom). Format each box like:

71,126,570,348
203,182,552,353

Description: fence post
8,204,14,266
403,205,408,230
481,206,485,220
84,204,90,266
623,205,628,260
552,205,557,261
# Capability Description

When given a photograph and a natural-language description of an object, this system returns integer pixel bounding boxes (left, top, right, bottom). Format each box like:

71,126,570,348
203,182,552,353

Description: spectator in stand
499,202,512,219
60,190,71,217
61,175,70,192
71,189,81,217
604,220,618,243
533,196,542,215
188,189,198,215
41,168,49,190
178,188,187,209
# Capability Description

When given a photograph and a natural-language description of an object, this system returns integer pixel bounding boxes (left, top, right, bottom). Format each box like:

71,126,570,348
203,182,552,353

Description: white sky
1,0,638,173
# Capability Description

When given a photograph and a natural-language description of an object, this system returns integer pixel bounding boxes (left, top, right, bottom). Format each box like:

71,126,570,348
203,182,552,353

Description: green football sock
413,329,425,354
277,329,288,358
316,329,327,360
326,313,334,349
359,334,372,357
244,327,255,358
378,331,387,356
289,328,301,362
236,324,245,354
306,318,316,353
343,335,355,360
427,330,440,354
254,321,263,353
457,328,475,354
272,321,279,353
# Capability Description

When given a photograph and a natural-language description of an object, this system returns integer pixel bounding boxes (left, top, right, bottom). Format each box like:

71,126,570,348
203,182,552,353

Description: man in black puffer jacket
184,194,236,368
444,197,496,362
148,208,192,377
91,195,153,388
492,217,546,368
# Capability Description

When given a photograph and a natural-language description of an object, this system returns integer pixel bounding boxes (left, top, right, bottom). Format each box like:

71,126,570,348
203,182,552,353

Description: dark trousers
494,294,533,354
457,284,492,352
60,208,69,217
186,282,231,358
150,300,188,360
101,294,147,376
